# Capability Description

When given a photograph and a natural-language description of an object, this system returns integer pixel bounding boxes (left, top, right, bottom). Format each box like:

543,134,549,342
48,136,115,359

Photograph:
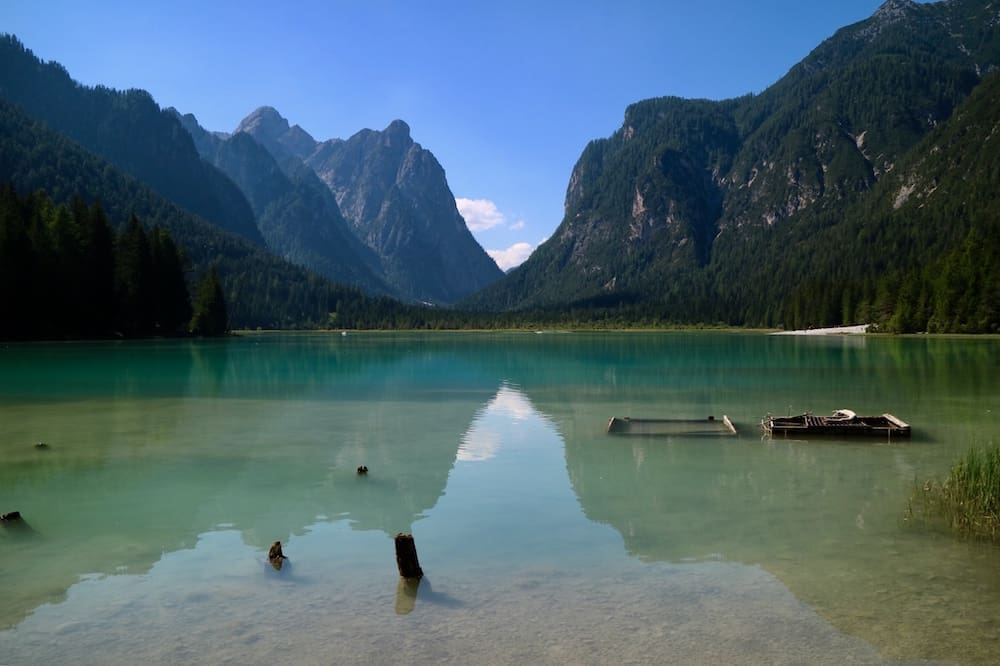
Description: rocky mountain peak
234,106,318,162
382,119,412,148
873,0,918,23
235,106,289,138
302,119,502,303
282,123,317,155
853,0,923,43
385,118,410,137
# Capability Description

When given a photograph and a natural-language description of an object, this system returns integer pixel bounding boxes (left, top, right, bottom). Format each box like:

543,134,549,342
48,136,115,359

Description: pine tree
0,184,33,338
80,201,116,337
114,214,152,336
189,267,228,336
149,225,190,334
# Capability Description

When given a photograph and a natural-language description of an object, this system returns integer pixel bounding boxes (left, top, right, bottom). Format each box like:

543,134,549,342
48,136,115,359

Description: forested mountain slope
0,36,498,308
0,36,263,246
0,34,497,329
0,98,392,330
467,0,998,332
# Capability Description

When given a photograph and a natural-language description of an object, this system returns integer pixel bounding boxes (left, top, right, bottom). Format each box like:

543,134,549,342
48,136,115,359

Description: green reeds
906,443,1000,542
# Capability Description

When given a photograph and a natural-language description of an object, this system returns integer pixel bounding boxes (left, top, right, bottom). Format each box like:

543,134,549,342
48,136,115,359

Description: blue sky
6,1,898,270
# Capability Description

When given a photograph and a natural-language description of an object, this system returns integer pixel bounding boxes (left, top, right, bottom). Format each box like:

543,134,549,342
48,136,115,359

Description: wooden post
394,577,420,615
394,532,423,579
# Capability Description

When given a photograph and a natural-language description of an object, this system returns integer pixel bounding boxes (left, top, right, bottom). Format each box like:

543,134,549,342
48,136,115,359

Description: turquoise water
0,332,998,664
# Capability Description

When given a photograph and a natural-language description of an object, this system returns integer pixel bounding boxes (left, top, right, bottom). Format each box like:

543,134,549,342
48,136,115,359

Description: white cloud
488,242,534,271
457,197,536,270
456,197,506,232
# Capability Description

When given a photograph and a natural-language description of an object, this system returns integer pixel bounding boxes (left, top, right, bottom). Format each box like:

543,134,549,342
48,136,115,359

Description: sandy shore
771,324,870,336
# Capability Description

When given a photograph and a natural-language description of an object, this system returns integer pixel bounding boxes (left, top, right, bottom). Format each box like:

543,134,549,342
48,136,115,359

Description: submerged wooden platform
761,409,910,438
607,415,737,437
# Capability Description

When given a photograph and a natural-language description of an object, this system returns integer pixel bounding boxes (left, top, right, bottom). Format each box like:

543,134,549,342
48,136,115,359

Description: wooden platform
607,415,737,437
761,410,910,438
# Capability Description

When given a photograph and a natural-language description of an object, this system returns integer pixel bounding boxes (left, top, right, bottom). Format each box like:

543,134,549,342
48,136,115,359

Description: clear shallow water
0,332,997,665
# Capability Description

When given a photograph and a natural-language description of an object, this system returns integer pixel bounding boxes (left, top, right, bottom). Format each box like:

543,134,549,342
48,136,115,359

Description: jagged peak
165,106,192,124
287,123,314,140
235,106,290,138
281,123,317,156
874,0,917,20
871,0,922,25
384,119,411,138
243,105,285,123
851,0,923,43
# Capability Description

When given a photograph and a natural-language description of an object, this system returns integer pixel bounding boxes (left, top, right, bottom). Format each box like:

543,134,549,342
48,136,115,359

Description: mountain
0,36,263,247
233,105,318,167
235,110,505,304
0,35,497,309
173,110,389,295
0,34,501,332
185,104,504,305
0,95,385,330
4,0,996,333
467,0,999,332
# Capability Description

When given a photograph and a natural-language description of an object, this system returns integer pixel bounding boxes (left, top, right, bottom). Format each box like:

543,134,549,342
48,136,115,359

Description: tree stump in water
267,540,287,571
395,577,420,615
394,533,423,579
0,511,33,535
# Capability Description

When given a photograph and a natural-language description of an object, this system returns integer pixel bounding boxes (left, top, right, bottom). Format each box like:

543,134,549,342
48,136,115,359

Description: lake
1,332,998,665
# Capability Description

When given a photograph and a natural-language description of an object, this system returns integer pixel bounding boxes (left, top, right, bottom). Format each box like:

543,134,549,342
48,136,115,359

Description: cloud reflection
457,384,538,462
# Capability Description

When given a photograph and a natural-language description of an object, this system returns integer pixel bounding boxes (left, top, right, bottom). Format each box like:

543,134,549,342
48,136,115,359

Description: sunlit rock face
303,119,504,304
232,108,503,304
175,109,386,294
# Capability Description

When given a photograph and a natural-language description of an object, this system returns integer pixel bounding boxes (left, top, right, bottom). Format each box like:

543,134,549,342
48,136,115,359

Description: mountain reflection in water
1,333,998,664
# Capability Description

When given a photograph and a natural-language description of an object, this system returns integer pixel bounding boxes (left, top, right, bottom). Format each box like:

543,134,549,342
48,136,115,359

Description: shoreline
770,324,870,336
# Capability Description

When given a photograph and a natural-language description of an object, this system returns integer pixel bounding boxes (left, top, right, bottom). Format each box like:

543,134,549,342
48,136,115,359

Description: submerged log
394,533,423,579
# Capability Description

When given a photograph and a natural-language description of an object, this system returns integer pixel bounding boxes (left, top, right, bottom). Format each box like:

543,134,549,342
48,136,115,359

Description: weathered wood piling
395,577,420,615
394,533,423,579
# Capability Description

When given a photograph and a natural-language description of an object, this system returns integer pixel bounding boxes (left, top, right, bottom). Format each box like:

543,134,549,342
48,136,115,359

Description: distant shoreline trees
1,181,994,338
189,267,228,336
0,185,227,340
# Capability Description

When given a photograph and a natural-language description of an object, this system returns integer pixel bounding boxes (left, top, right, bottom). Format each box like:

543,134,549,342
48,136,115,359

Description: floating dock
607,415,737,437
761,409,910,438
